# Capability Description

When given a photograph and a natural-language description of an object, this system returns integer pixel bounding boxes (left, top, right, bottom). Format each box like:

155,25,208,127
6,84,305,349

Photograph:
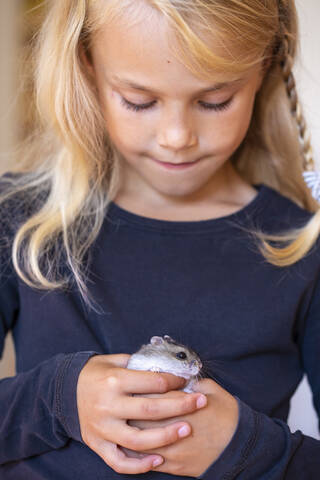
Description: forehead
90,4,256,92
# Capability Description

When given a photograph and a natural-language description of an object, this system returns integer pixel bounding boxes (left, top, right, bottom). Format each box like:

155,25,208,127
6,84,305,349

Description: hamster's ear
164,335,174,342
150,336,164,345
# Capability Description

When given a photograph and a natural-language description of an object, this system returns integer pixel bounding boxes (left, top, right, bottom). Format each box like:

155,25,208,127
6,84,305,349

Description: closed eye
120,97,233,113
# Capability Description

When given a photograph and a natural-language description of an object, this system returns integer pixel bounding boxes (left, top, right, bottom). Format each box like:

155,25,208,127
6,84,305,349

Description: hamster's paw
149,366,161,373
182,386,194,393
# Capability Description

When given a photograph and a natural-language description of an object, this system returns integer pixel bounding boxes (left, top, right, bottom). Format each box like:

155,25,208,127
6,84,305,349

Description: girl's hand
123,378,239,478
76,354,208,475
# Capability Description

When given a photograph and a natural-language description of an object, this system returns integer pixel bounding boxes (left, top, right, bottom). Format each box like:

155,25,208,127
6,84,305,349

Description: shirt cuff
197,396,258,479
54,351,100,442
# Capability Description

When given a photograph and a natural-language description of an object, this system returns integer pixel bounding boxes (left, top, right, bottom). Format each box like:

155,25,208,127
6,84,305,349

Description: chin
151,183,206,200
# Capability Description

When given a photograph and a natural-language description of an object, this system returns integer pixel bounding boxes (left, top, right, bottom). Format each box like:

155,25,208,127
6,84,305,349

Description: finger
96,440,163,475
115,392,203,420
117,369,186,394
119,445,149,459
115,421,192,451
102,354,131,368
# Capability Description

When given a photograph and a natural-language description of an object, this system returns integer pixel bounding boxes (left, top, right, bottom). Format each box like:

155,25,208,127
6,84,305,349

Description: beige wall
286,0,320,439
0,1,319,437
0,0,19,378
0,0,19,172
294,0,320,165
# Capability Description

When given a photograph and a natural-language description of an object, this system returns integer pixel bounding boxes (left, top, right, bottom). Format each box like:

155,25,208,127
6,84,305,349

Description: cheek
102,97,149,152
209,93,256,152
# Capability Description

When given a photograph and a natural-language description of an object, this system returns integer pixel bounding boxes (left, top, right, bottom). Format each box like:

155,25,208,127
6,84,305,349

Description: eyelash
120,97,233,113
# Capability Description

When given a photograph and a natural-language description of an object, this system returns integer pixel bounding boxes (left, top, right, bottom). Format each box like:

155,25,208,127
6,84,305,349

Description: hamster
126,335,203,393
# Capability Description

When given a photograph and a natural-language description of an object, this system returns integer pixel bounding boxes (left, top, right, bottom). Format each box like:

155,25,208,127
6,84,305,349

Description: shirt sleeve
198,267,320,480
0,176,102,464
198,397,320,479
0,260,99,464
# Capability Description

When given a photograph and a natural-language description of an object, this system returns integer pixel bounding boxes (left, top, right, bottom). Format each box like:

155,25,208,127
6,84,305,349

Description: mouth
151,157,202,170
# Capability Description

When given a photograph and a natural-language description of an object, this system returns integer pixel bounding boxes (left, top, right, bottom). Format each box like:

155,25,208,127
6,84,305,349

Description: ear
163,335,175,343
256,57,271,93
79,43,95,81
150,336,164,345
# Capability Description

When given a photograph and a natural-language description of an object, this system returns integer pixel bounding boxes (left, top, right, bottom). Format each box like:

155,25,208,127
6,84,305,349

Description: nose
157,106,197,152
190,359,202,369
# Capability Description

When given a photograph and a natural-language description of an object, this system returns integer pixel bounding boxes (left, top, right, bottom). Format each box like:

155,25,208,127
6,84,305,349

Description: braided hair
281,44,314,175
278,2,314,174
234,1,320,266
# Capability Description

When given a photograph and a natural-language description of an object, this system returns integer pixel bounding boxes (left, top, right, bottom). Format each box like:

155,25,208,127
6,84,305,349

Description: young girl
0,0,320,478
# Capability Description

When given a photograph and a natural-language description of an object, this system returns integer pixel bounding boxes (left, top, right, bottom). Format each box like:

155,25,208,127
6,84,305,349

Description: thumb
192,378,214,395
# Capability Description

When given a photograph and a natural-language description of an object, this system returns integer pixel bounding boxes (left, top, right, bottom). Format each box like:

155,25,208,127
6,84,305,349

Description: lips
157,159,198,165
164,162,194,165
152,157,201,169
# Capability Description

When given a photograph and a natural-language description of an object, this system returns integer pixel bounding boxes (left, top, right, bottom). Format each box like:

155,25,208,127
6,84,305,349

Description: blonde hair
1,0,319,311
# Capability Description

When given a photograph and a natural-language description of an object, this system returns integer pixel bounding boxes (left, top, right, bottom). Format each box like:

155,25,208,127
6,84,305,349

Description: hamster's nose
190,360,202,369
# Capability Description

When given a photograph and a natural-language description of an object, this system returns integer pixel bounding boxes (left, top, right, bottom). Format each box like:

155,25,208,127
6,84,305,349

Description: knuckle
105,374,120,391
126,433,142,450
187,395,198,410
156,375,169,392
141,400,158,417
163,425,177,444
177,395,194,413
181,396,193,412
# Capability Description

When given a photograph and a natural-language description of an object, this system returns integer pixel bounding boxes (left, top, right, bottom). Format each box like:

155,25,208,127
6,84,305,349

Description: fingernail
178,425,191,437
152,457,163,467
196,395,207,408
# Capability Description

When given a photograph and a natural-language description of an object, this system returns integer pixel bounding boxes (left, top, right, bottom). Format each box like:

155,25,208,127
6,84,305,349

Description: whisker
202,358,230,368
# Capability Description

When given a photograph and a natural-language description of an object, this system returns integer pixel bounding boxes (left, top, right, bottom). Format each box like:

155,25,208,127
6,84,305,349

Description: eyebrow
108,74,242,94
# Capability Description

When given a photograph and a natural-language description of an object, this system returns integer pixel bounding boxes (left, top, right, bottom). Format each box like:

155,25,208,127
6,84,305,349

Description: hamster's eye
176,351,187,360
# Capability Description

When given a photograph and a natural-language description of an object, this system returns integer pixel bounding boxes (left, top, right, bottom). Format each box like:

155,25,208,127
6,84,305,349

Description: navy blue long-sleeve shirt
1,182,320,479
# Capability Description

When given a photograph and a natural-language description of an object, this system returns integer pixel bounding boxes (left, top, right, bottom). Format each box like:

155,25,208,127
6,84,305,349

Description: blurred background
0,0,319,439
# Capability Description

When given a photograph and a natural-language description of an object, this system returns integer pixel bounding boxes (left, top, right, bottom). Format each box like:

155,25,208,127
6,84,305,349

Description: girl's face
87,9,264,207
